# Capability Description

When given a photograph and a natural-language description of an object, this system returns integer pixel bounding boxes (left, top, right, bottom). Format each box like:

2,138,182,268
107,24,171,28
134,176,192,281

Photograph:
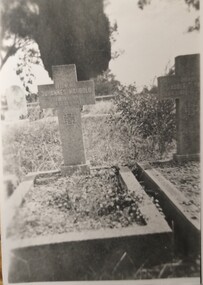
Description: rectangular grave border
136,161,200,254
6,166,172,283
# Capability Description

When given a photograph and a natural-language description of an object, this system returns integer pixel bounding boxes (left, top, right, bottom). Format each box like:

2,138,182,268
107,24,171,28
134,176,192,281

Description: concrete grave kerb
7,166,172,283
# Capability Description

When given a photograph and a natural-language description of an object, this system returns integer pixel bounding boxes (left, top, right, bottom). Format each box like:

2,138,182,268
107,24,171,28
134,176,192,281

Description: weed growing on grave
96,168,146,226
97,190,146,226
8,168,147,238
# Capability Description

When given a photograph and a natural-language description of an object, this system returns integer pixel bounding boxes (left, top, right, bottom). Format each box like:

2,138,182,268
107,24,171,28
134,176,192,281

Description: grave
136,162,200,257
4,85,28,121
5,60,199,282
158,54,200,161
38,64,95,175
7,167,172,282
132,54,201,276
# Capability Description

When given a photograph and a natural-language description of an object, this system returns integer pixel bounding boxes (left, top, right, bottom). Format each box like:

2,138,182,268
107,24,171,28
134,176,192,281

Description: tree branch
0,43,19,70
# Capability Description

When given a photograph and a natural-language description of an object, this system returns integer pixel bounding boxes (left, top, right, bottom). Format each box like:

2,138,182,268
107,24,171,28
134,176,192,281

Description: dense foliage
1,0,111,80
111,84,176,157
94,69,121,96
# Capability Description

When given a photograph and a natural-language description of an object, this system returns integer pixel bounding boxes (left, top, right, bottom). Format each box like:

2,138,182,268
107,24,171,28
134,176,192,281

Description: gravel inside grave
7,168,146,239
152,161,200,216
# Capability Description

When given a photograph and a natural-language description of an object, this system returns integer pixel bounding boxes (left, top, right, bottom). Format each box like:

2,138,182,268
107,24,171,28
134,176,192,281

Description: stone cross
158,54,200,161
38,65,95,175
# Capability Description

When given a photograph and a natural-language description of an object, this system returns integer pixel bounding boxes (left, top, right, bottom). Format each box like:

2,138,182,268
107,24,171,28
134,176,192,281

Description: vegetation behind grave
94,69,121,96
93,68,176,157
3,93,175,185
109,84,176,158
2,67,176,183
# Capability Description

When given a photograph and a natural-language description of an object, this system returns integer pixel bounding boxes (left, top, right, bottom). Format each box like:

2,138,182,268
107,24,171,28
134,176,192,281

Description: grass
2,103,199,280
2,117,62,180
2,116,167,181
2,100,174,182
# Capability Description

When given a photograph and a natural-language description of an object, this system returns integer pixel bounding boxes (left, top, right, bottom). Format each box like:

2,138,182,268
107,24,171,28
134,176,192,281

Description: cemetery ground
152,160,200,212
2,99,200,281
7,168,147,239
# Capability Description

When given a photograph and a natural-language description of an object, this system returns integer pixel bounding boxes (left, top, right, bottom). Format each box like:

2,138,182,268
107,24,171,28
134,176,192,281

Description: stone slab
61,164,90,176
95,94,116,101
6,232,170,283
118,166,170,233
136,162,200,255
173,153,200,162
7,167,172,282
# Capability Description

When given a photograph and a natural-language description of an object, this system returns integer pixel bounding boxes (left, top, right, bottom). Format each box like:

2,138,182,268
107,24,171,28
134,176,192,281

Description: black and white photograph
0,0,201,284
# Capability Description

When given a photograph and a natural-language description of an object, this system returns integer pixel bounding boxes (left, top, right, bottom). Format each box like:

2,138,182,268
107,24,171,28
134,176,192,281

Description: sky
0,0,200,94
105,0,200,88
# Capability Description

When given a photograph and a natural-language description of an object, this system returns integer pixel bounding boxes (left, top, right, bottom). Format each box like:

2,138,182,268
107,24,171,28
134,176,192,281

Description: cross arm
76,80,95,106
158,75,184,99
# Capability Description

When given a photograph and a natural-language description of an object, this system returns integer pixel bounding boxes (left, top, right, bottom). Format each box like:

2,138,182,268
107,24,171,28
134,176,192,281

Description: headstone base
61,164,90,176
173,153,200,162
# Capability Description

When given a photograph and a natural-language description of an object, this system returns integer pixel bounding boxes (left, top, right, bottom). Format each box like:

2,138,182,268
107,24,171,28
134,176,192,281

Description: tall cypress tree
1,0,111,80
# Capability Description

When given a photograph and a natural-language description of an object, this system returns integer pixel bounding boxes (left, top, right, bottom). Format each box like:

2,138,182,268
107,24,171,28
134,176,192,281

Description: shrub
94,69,121,96
110,84,176,159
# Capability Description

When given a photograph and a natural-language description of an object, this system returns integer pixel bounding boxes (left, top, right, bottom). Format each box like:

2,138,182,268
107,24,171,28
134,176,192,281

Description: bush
94,69,121,96
110,84,176,158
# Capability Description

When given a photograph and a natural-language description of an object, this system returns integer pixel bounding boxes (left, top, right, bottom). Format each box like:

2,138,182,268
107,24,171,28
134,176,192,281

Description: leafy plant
15,40,41,95
94,69,121,96
110,84,176,158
